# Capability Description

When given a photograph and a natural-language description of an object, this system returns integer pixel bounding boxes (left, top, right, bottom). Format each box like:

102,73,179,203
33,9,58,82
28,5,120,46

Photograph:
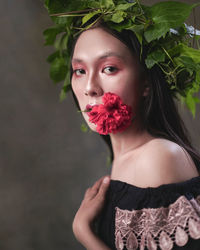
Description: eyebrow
72,52,124,63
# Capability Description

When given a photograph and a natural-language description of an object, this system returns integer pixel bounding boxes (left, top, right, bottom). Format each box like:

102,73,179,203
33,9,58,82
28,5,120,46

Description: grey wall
0,0,199,250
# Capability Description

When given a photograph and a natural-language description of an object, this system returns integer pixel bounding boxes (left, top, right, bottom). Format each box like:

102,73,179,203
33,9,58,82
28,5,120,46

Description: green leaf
144,2,197,42
54,33,70,51
44,0,49,8
107,18,132,32
59,84,71,101
196,70,200,84
106,155,112,167
50,57,67,83
47,51,60,63
43,26,64,45
59,71,71,101
126,24,144,44
45,0,88,25
145,50,165,69
54,16,72,26
185,91,200,118
44,0,69,14
174,56,200,73
59,88,67,101
111,11,126,23
82,10,101,25
59,88,67,99
115,2,136,11
100,0,115,9
193,80,200,93
145,58,155,69
45,0,87,14
59,33,69,50
87,1,101,8
80,123,88,133
170,44,200,64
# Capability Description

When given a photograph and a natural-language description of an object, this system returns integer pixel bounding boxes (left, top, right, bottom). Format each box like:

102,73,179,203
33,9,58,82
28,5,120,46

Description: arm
75,225,111,250
72,176,111,250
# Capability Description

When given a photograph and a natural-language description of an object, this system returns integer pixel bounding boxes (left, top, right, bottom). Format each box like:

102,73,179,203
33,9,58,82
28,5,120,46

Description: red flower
87,92,133,135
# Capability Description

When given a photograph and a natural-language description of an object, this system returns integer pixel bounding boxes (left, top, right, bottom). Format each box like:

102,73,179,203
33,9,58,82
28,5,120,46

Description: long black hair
69,21,200,174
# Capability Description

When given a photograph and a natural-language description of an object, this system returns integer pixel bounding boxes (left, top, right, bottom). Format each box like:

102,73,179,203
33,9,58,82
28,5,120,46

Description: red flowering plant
87,92,133,135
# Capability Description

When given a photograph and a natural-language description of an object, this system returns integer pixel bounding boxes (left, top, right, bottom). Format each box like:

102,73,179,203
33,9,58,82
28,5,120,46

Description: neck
109,116,154,161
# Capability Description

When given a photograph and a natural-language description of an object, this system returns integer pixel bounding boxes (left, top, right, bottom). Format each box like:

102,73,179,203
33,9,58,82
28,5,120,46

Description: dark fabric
97,175,200,250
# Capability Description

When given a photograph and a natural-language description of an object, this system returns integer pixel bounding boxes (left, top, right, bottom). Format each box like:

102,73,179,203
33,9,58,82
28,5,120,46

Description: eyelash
103,66,118,74
72,66,118,76
73,69,85,76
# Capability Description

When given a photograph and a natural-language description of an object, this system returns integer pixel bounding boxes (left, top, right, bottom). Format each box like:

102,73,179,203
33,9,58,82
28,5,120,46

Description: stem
135,0,143,13
74,15,102,36
197,38,200,49
50,8,99,16
73,27,84,30
78,110,89,113
176,67,185,75
156,62,170,75
162,46,176,67
104,11,113,15
54,14,86,17
136,16,146,25
135,0,146,21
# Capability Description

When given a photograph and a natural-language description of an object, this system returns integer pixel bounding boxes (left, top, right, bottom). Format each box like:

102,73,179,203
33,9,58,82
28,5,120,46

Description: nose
84,74,103,97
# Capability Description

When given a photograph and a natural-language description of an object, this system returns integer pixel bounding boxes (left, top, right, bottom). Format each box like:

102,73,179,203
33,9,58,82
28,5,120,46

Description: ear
142,81,150,97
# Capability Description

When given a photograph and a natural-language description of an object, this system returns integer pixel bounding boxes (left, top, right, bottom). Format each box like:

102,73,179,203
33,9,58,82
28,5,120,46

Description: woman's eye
103,66,118,74
73,69,85,76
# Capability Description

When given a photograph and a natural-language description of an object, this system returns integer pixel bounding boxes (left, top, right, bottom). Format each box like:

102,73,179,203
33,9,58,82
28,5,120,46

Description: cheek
71,77,79,93
113,78,142,110
71,77,84,95
71,81,84,107
111,72,139,98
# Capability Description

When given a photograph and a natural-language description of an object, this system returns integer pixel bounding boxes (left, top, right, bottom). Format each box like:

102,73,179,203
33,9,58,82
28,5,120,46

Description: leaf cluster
43,0,200,116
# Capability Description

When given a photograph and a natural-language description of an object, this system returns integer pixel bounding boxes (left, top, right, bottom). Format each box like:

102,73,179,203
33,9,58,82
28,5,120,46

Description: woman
71,22,200,250
44,0,200,248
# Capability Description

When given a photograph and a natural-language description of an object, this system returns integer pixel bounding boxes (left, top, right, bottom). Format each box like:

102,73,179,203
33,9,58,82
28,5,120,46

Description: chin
83,115,97,132
87,122,97,132
90,126,98,133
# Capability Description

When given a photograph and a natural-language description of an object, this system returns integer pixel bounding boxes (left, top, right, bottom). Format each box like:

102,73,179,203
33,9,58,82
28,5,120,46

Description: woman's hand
72,175,110,248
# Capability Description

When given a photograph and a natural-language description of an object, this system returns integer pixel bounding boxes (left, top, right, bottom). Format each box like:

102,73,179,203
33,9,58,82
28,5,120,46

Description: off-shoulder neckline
110,175,200,192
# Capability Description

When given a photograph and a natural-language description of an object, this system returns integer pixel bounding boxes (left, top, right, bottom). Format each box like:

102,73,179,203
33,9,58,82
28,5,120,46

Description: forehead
72,28,133,61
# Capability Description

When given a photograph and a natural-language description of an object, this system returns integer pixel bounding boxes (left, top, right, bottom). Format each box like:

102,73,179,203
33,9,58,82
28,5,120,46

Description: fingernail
103,176,110,184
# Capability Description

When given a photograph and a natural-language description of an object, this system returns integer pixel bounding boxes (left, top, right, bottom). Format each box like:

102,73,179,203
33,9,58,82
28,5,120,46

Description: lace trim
115,195,200,250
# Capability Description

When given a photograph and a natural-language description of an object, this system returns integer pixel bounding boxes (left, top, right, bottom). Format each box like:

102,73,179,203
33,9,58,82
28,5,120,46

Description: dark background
0,0,200,249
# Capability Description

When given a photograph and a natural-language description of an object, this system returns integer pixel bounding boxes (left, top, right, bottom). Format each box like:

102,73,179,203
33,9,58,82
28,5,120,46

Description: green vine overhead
44,0,200,117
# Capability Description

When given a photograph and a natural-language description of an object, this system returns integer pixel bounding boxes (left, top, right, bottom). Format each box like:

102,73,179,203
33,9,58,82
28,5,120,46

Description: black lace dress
97,176,200,250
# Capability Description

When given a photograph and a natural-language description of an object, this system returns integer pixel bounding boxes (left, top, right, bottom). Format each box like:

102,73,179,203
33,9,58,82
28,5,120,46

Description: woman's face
71,27,146,132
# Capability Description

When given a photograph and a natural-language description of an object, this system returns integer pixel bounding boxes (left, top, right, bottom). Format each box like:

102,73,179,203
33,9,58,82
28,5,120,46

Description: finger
91,176,105,190
90,176,109,194
97,176,110,199
86,177,105,199
84,182,101,200
84,187,91,199
84,187,98,200
84,176,109,200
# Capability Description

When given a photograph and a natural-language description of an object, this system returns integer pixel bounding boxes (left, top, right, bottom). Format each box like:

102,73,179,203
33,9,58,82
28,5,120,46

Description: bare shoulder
136,138,199,187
